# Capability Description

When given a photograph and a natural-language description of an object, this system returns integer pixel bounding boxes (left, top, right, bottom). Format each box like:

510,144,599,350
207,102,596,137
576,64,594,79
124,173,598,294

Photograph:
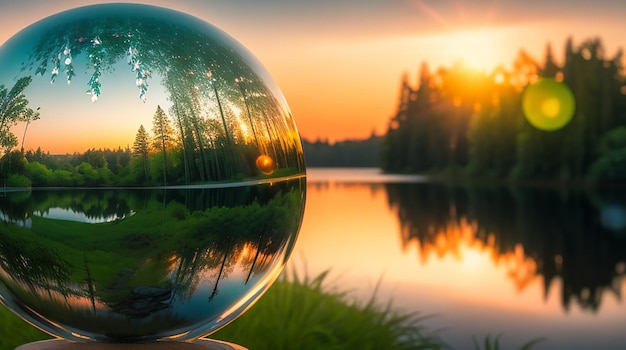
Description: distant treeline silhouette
302,134,382,168
382,37,626,183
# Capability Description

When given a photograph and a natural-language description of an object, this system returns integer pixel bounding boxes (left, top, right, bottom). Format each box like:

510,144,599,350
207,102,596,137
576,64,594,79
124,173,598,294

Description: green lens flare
522,78,575,131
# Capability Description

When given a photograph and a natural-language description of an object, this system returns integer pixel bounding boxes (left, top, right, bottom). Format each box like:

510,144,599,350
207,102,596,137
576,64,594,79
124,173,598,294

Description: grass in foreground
0,269,542,350
473,334,546,350
0,307,48,350
213,270,544,350
212,269,443,350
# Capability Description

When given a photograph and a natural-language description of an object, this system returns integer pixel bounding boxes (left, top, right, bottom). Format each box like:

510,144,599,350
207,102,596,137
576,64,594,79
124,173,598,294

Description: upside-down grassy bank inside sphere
0,3,306,343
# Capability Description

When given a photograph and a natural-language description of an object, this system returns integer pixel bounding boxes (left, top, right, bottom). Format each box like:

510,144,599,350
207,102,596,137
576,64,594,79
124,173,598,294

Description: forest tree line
382,37,626,183
302,134,382,167
0,102,297,187
0,12,307,188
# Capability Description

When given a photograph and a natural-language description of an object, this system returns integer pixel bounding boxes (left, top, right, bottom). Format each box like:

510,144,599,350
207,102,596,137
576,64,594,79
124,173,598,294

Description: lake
293,168,626,350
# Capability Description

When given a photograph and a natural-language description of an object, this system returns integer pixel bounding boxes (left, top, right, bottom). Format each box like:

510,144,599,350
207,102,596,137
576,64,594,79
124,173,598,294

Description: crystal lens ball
0,3,306,342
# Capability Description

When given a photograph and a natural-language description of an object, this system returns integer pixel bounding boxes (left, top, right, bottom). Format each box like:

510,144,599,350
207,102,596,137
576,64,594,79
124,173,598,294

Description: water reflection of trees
0,230,72,298
385,183,626,312
0,178,305,341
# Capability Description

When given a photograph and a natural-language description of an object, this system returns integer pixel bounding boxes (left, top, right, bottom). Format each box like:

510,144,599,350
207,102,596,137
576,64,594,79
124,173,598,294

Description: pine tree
132,125,150,180
381,72,413,172
151,105,175,185
411,62,436,172
541,43,560,78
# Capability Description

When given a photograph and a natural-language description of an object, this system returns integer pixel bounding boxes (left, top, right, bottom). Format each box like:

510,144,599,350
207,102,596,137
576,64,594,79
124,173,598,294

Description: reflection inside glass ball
0,3,305,343
256,155,276,175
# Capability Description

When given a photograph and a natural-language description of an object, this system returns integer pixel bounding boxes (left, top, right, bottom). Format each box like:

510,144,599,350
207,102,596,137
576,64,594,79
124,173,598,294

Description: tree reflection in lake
385,182,626,312
0,177,305,342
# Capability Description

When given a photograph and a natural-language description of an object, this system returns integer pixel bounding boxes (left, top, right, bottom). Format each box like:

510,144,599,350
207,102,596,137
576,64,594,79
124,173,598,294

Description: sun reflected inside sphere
0,3,305,343
256,155,276,175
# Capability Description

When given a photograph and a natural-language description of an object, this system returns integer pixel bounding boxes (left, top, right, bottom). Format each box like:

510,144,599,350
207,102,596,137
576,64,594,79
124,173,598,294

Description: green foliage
597,126,626,153
25,161,52,186
167,201,188,220
0,98,303,187
6,173,31,187
97,166,115,185
0,147,136,187
214,270,544,350
51,169,73,186
0,307,49,350
132,125,151,181
0,77,39,157
0,150,27,178
148,152,168,185
586,127,626,182
76,162,100,186
213,269,443,350
152,105,176,185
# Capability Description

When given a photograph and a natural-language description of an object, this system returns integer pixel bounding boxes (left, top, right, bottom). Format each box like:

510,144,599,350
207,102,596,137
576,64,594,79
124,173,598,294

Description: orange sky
1,0,625,144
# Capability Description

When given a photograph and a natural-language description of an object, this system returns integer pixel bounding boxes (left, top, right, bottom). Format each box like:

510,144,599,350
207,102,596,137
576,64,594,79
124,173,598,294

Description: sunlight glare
435,28,508,72
494,72,505,85
460,246,489,270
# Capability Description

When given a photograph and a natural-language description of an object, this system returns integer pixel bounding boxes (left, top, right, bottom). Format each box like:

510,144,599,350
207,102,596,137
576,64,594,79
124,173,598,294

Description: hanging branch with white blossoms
48,42,74,84
128,46,151,102
49,52,60,83
64,46,75,84
86,36,103,102
86,36,104,103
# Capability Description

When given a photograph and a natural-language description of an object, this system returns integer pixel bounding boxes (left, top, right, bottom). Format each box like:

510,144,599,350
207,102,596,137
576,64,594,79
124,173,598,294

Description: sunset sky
1,0,625,144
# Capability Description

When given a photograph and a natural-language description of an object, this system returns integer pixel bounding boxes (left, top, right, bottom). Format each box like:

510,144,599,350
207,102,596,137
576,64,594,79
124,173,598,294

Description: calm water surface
293,168,626,350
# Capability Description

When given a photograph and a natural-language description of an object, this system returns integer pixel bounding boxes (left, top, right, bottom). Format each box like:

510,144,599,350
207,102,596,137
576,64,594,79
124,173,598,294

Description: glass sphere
0,3,305,343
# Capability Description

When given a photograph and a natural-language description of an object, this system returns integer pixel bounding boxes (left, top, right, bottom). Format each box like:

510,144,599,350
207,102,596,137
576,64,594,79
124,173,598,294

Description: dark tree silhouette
382,36,626,184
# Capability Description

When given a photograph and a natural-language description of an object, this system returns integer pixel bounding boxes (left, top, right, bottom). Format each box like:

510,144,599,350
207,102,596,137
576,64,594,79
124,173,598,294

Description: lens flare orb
522,78,576,131
0,3,306,343
255,155,276,175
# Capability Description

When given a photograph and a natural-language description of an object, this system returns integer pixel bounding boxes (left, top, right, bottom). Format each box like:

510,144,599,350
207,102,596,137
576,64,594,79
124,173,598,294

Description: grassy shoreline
213,269,444,349
0,270,541,350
